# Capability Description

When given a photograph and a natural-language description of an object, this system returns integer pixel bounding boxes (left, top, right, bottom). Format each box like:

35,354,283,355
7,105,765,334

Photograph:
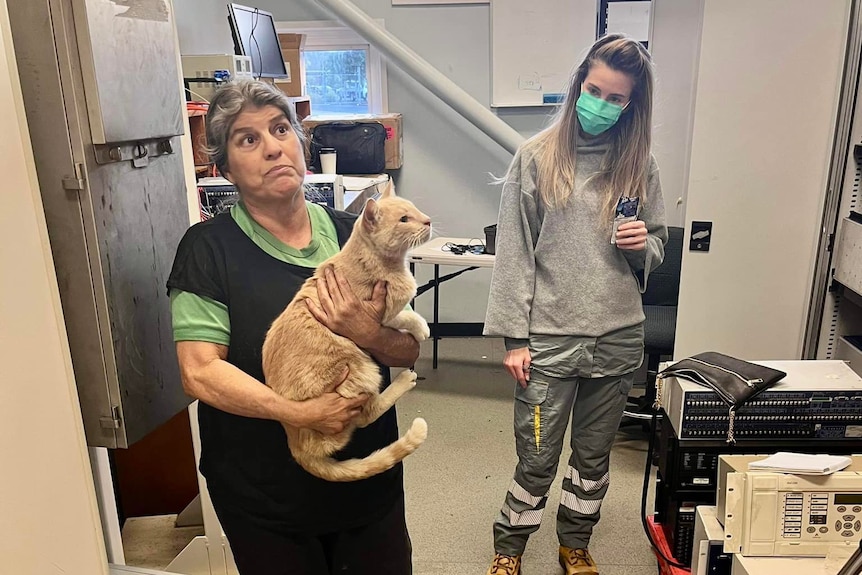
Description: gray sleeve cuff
504,337,530,351
622,247,646,271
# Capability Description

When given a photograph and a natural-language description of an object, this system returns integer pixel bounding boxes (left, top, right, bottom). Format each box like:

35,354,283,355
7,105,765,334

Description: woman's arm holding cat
361,324,421,368
306,267,420,368
176,341,367,434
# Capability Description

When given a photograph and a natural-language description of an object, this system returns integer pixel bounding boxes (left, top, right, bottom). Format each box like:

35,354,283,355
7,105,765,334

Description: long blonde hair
527,34,654,221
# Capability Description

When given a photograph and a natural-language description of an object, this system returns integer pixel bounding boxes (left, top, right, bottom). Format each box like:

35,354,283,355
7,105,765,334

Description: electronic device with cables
717,454,862,557
692,506,732,575
653,413,859,567
440,241,487,256
654,436,859,565
228,3,287,79
181,54,253,102
304,174,345,211
660,360,862,441
198,177,238,220
646,360,862,569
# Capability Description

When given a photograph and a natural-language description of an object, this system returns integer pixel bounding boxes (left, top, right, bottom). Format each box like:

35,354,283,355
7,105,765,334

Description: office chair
622,226,685,422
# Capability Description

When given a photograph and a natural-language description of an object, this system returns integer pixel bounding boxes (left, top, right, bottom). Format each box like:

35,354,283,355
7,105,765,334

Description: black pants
214,496,412,575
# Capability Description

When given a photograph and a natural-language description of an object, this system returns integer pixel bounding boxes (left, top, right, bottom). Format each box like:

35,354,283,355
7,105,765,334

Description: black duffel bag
310,121,386,174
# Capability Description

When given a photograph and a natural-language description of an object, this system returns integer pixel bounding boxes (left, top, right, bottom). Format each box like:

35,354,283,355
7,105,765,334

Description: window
304,50,368,114
276,21,388,115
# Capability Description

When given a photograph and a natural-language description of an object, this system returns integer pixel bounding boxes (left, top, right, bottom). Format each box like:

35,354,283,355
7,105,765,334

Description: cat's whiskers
405,227,431,250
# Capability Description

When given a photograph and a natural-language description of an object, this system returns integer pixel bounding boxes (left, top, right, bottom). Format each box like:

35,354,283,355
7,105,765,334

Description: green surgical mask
576,92,625,135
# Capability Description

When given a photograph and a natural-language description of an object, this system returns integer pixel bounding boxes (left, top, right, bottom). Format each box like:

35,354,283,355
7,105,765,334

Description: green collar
231,200,322,260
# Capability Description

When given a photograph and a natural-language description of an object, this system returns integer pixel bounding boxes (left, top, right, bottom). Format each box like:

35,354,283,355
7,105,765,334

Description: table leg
409,262,415,308
433,264,439,369
410,261,416,371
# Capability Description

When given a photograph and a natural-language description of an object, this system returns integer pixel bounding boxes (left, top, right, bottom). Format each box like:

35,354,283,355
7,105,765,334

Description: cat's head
358,182,432,256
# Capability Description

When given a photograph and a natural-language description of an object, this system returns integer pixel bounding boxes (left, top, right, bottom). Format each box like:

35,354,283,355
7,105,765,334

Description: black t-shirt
167,207,402,535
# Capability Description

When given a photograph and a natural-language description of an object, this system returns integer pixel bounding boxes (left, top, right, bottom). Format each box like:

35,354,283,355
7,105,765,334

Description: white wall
674,0,850,360
0,1,108,572
649,0,704,227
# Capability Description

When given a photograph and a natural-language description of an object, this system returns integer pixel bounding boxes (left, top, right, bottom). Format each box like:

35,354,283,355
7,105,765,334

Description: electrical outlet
690,221,713,252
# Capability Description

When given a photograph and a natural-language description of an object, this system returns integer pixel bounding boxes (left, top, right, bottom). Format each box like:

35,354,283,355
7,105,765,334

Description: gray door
8,0,192,448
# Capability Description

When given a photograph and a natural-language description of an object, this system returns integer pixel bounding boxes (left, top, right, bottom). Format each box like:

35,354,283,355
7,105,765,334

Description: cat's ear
362,198,380,230
380,180,396,199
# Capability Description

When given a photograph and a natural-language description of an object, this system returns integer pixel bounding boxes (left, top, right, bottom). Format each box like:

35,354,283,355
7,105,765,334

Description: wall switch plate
690,221,713,252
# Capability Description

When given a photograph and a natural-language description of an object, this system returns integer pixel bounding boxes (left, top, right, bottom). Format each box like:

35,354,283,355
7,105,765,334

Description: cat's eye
399,215,409,222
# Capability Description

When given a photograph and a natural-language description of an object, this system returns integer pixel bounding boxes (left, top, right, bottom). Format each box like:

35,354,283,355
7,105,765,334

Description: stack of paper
748,452,852,475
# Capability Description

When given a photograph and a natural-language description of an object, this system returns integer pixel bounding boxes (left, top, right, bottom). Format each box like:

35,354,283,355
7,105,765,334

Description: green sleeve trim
171,289,231,346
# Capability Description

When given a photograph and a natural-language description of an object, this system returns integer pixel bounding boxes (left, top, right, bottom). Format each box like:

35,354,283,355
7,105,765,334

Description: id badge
611,196,640,245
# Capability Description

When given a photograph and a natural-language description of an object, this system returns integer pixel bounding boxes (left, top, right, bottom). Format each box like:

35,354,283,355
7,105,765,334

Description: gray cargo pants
492,370,634,555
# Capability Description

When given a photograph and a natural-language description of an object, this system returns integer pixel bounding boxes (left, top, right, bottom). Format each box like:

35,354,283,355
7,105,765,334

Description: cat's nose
422,219,431,227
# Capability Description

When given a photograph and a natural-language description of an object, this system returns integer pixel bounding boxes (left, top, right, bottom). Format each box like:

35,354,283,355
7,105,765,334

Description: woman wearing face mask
483,34,667,575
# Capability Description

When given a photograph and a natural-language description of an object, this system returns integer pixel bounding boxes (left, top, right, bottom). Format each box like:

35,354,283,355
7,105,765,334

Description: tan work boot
486,553,521,575
559,546,599,575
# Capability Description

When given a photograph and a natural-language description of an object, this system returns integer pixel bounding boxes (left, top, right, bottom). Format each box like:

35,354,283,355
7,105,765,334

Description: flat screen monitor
228,3,287,78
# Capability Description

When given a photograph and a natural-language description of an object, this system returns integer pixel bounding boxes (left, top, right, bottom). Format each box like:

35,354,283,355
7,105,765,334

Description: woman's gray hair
204,79,304,175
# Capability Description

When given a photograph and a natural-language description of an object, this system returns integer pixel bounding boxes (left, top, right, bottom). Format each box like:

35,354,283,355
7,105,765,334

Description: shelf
288,95,311,121
834,216,862,298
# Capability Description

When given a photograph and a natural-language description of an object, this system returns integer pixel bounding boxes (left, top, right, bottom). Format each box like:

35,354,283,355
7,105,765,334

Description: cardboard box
277,33,305,97
301,113,403,170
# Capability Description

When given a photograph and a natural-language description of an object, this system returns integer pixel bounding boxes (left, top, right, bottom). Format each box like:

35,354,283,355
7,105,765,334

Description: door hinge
61,162,85,191
827,232,835,252
99,405,122,430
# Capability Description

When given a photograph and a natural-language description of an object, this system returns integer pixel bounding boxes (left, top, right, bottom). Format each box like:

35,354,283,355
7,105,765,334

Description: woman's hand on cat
297,366,369,434
306,266,386,349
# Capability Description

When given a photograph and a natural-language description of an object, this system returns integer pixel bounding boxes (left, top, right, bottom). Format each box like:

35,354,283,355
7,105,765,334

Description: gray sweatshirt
484,135,667,342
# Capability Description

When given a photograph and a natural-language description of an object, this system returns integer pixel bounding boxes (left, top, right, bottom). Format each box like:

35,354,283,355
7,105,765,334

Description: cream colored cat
262,184,432,482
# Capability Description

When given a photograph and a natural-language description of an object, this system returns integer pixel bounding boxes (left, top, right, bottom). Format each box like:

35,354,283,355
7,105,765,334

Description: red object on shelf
647,516,691,575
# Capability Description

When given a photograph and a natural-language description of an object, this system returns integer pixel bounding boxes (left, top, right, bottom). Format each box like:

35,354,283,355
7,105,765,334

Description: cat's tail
294,418,428,482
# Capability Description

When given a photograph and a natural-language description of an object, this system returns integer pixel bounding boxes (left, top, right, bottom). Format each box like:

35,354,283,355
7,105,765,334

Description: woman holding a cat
484,35,668,575
167,80,418,575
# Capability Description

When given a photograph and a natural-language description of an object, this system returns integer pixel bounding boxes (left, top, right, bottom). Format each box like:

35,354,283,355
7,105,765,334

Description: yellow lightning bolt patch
534,405,541,452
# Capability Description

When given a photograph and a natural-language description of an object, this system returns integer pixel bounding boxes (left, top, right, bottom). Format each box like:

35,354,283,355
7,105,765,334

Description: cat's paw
409,316,431,342
406,417,428,445
392,369,418,390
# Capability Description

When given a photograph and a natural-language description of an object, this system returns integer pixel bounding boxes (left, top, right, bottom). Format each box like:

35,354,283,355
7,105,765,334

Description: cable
186,88,210,109
837,540,862,575
250,8,262,80
441,239,486,255
184,87,211,104
641,408,690,571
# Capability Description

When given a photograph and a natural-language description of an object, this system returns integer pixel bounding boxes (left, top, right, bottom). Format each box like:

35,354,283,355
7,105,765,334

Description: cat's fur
262,183,432,482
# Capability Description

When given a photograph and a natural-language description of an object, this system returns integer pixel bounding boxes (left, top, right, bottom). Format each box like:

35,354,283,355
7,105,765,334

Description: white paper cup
320,148,337,174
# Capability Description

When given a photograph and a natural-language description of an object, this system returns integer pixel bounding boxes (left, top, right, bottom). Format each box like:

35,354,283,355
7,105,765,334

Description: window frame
275,20,388,114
